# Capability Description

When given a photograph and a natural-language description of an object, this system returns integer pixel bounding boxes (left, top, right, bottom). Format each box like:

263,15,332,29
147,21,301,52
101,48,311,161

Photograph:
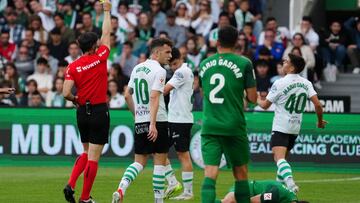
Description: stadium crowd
0,0,359,109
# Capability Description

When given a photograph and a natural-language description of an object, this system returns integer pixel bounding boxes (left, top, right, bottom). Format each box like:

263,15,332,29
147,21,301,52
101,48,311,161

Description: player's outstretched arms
310,95,327,128
100,0,111,49
125,87,135,116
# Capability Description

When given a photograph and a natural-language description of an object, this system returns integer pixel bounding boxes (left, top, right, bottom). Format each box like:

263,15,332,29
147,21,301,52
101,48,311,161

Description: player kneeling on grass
221,180,309,203
257,54,327,193
161,47,195,200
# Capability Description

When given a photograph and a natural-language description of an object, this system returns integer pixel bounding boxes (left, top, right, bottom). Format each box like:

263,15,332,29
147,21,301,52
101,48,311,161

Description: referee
62,1,111,203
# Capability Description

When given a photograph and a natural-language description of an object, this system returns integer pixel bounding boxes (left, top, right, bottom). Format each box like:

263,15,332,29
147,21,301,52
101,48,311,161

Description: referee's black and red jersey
65,45,110,105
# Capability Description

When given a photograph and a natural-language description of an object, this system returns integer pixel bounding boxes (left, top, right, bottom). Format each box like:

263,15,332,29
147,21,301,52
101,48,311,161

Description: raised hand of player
147,123,158,142
317,120,328,129
100,0,111,11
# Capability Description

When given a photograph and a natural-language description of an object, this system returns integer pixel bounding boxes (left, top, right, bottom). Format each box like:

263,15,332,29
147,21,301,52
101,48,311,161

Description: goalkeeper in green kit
199,25,257,203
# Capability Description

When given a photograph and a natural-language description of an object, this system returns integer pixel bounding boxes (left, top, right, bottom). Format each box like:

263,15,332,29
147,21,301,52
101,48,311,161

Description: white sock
182,171,193,194
118,162,144,195
153,165,165,199
165,164,178,185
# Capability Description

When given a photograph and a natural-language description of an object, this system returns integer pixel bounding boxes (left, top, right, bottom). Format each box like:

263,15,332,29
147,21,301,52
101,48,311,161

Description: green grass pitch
0,158,359,203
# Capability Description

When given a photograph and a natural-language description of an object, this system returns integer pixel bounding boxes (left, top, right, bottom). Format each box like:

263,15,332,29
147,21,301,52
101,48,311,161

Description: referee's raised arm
100,0,111,49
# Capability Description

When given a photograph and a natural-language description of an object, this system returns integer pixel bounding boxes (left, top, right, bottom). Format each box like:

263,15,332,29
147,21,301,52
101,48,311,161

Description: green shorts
201,134,249,167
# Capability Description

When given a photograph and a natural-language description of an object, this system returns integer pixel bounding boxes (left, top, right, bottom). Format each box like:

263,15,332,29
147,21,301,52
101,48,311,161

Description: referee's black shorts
76,103,110,145
270,131,298,151
134,122,169,154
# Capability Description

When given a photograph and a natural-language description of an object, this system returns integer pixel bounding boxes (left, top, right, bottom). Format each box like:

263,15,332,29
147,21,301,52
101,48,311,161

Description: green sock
201,177,216,203
235,180,250,203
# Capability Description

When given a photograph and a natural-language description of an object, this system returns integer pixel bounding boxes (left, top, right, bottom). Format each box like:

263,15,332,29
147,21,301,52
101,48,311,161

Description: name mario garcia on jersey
199,58,243,78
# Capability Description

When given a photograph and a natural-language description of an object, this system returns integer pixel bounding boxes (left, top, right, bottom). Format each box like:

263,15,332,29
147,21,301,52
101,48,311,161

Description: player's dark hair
288,53,305,73
77,32,99,53
170,47,181,63
149,38,173,53
218,25,238,48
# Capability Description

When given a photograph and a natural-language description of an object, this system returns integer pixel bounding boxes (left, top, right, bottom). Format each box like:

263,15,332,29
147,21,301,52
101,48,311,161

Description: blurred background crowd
0,0,359,110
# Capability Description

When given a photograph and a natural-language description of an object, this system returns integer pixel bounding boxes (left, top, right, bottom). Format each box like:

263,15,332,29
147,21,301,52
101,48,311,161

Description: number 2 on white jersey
209,73,225,104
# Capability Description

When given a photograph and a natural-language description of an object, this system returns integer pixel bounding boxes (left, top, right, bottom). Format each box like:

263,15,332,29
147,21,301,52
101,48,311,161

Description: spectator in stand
14,0,30,27
258,17,290,48
37,43,58,75
156,10,186,48
108,79,126,108
115,1,137,41
110,16,124,44
150,0,166,29
55,60,68,79
27,57,53,98
29,0,55,32
193,71,202,111
320,21,348,72
344,17,360,74
235,0,255,31
14,46,34,79
255,29,284,62
76,12,101,38
186,36,207,71
226,0,238,28
0,10,24,44
114,41,138,79
19,79,38,106
255,60,271,92
29,90,44,107
283,33,315,79
28,15,49,44
242,22,257,50
256,46,277,75
0,30,16,61
270,62,285,84
64,41,81,64
4,62,25,97
0,80,18,106
48,27,68,61
92,1,104,28
46,77,71,107
292,16,319,51
108,63,128,93
209,12,230,48
235,32,253,59
191,0,213,38
108,33,120,64
53,13,76,45
135,12,155,44
22,29,40,60
175,1,191,28
59,0,80,29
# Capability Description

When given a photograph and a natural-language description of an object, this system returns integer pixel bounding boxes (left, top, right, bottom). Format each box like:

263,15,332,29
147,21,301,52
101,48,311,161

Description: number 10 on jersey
134,78,149,104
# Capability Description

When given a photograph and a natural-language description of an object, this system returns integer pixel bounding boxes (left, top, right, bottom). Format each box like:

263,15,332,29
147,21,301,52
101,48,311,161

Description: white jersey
128,59,167,123
168,63,194,123
266,74,317,134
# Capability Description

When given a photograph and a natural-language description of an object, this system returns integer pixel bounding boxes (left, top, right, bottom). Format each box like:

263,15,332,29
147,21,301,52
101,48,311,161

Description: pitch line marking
297,177,360,183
